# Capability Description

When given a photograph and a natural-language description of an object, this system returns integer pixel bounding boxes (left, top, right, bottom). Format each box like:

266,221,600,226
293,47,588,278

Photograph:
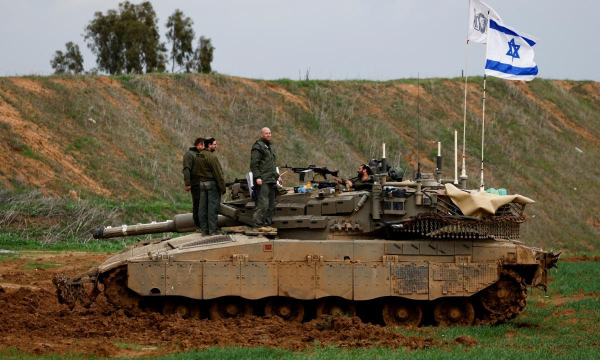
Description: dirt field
0,251,442,358
0,251,596,358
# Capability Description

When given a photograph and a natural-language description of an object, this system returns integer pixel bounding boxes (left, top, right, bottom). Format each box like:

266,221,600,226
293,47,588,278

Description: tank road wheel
480,269,527,324
382,299,423,328
102,267,142,313
316,298,357,317
209,297,253,320
433,299,475,327
265,298,305,322
163,299,201,319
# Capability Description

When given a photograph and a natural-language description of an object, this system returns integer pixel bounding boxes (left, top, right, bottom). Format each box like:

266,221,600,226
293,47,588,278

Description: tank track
99,266,529,327
102,267,143,313
476,269,528,325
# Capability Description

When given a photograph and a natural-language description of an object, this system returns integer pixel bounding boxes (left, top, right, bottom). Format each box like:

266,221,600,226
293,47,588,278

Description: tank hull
69,232,555,326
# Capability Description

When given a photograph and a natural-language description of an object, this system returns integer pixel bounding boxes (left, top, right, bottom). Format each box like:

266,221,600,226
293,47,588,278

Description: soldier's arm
250,147,261,181
210,156,227,194
182,152,193,188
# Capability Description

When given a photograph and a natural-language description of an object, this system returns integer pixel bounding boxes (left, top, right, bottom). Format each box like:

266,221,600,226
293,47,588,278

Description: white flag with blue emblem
485,19,539,81
468,0,502,44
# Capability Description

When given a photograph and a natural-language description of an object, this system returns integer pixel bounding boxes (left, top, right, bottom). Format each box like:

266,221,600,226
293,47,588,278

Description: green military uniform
195,149,226,235
250,139,278,228
182,147,201,229
347,175,374,191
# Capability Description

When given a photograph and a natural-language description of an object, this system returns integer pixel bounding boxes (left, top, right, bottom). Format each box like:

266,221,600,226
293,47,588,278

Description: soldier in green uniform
195,138,226,235
333,164,374,191
182,138,204,232
250,127,280,231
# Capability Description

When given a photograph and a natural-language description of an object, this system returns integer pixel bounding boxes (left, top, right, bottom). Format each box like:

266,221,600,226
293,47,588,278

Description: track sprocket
478,269,527,325
102,267,142,313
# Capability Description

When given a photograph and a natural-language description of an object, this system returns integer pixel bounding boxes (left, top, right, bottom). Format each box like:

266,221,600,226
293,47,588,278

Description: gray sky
1,0,597,81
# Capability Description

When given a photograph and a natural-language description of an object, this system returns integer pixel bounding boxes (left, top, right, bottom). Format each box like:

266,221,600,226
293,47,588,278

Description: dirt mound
0,286,436,357
453,335,479,347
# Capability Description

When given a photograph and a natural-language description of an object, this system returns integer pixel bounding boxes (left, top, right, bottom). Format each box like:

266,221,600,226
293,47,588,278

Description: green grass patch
20,262,64,271
65,137,97,152
0,232,134,252
547,261,600,296
114,341,159,351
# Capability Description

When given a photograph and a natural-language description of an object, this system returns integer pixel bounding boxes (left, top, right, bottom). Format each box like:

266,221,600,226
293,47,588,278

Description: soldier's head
204,137,217,152
194,137,205,151
358,164,373,177
260,127,272,142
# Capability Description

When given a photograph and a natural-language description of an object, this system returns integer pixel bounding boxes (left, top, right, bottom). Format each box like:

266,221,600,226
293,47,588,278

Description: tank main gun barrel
93,204,243,239
93,214,193,239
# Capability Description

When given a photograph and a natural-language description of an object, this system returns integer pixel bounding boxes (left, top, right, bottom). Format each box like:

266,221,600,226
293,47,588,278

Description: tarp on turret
444,184,534,219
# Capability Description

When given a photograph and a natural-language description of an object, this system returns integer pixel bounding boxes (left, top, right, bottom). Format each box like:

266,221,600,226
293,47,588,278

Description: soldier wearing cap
182,137,204,232
195,137,226,235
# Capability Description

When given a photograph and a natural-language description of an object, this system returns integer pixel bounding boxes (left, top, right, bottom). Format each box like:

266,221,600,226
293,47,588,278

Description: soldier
182,137,204,232
333,164,374,191
195,137,226,235
250,127,280,231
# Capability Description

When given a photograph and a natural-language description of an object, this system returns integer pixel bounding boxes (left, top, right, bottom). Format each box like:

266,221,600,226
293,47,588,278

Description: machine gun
281,164,339,183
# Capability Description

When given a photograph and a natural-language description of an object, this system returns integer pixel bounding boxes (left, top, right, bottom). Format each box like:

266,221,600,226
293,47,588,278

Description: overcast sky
0,0,597,81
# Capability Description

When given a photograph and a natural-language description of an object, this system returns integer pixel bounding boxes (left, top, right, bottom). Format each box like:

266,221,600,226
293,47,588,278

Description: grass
0,188,185,250
20,262,64,270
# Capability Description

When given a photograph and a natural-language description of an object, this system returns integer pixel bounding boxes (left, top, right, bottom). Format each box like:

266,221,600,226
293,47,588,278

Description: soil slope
0,75,598,251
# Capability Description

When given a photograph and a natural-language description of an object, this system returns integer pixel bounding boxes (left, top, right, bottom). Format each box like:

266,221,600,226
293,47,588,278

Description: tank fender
516,245,538,265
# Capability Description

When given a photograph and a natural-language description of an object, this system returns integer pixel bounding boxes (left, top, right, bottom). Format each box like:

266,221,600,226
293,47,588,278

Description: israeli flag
485,19,539,81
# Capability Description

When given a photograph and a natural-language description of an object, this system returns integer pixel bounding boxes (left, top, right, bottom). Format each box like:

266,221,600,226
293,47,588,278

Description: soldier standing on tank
183,138,205,233
251,127,280,231
195,138,226,235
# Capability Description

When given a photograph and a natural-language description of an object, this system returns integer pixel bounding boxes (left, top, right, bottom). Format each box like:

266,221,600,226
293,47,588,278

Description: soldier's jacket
250,139,278,184
182,147,201,187
195,149,226,194
348,175,374,191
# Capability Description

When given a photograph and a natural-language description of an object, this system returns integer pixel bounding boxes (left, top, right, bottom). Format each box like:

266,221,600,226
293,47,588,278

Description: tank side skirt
126,257,501,302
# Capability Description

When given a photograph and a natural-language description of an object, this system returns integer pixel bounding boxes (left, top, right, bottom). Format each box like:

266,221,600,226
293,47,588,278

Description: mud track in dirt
0,251,445,358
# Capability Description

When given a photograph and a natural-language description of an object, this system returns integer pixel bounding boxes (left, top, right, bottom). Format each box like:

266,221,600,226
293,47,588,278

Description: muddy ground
0,251,587,358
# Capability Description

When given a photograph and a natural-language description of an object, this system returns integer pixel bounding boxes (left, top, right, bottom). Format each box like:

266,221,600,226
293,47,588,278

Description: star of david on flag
485,19,540,81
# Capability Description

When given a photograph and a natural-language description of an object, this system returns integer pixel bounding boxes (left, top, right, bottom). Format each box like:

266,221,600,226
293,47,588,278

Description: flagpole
461,41,469,189
461,1,470,189
480,11,491,192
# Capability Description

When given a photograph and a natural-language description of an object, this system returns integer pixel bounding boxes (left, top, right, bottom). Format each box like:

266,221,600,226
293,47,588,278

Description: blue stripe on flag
489,19,536,46
485,60,538,76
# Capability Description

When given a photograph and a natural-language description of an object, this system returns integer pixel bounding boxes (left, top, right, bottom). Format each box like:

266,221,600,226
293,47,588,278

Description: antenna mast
416,72,422,179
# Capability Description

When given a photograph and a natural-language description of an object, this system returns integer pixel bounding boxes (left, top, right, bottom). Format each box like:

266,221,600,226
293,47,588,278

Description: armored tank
54,157,559,327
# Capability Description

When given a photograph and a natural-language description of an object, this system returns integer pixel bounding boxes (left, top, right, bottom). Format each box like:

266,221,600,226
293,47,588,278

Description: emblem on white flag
468,0,503,44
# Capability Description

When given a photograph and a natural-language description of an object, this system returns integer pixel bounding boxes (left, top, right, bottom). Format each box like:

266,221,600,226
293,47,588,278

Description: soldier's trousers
252,183,276,228
199,180,221,235
190,184,201,229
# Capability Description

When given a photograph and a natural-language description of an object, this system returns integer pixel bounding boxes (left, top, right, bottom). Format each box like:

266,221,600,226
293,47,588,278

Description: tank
54,159,559,327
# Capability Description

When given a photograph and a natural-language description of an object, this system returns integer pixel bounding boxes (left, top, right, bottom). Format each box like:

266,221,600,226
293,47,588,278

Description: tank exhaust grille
180,235,232,249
